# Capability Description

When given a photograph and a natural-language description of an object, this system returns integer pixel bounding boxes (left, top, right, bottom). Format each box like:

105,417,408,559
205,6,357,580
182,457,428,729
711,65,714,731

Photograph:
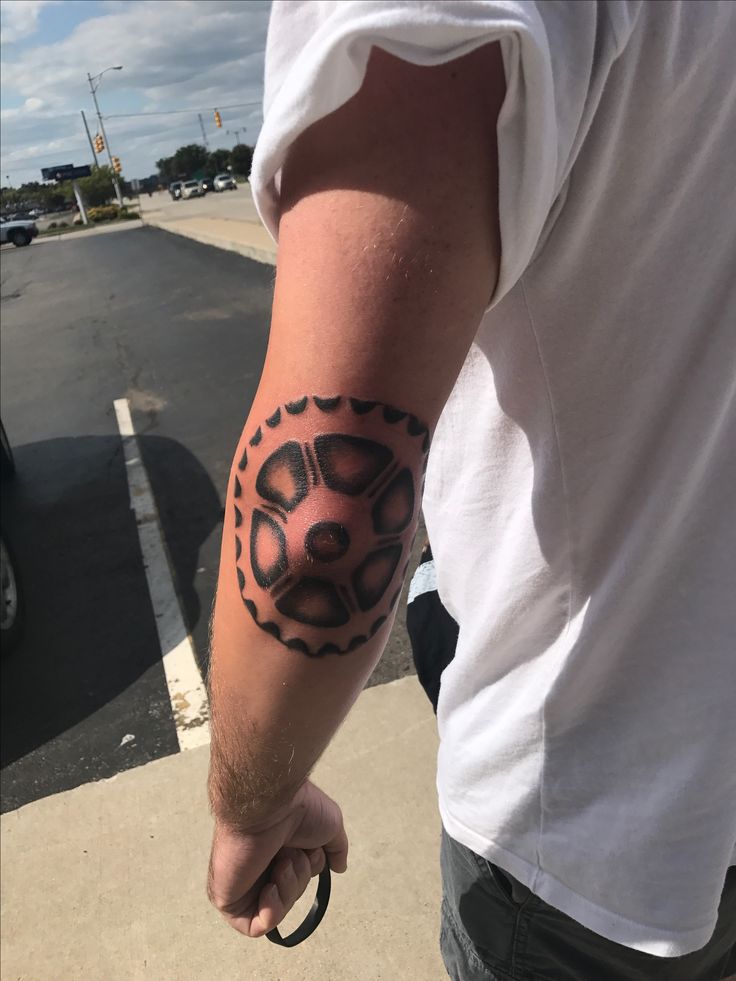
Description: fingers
324,822,349,874
306,847,326,875
249,848,313,938
288,782,350,874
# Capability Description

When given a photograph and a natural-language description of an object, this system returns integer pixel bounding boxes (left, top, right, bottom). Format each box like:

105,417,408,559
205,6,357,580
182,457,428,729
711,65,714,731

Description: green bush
49,221,57,229
58,221,68,228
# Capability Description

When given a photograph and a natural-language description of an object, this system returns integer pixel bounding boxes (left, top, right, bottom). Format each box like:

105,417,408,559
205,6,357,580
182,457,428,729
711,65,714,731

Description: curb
34,220,144,244
142,218,277,267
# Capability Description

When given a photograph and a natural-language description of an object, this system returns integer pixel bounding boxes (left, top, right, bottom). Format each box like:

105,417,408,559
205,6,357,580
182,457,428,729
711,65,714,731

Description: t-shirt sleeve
251,0,615,304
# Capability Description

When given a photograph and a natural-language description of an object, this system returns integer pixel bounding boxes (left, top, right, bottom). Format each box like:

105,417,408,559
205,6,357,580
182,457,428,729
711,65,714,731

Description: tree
206,148,231,176
156,156,175,181
1,180,73,214
69,166,117,207
230,143,253,179
171,143,209,178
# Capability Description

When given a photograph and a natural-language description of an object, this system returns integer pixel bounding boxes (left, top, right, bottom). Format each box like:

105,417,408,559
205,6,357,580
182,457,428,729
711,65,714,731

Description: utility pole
71,179,89,226
80,110,97,171
198,113,210,150
87,71,124,206
227,128,245,145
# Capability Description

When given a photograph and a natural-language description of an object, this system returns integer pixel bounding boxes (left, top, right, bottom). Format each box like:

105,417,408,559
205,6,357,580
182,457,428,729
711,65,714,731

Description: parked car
0,216,38,247
200,177,215,194
180,180,205,200
169,181,183,200
1,420,24,654
213,173,237,192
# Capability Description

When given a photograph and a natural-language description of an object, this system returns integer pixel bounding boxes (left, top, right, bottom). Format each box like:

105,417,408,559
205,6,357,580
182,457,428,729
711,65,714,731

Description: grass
38,223,88,237
38,213,140,237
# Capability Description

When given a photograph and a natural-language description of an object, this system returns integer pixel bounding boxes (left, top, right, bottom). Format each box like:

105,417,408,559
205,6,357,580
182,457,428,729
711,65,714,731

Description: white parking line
114,398,210,750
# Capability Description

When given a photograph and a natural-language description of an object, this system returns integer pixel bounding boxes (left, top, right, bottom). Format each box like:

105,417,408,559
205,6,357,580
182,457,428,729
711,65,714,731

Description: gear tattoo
234,396,429,656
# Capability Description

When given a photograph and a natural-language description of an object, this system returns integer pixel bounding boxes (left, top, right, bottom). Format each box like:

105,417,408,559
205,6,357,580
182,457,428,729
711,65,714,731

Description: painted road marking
114,398,210,750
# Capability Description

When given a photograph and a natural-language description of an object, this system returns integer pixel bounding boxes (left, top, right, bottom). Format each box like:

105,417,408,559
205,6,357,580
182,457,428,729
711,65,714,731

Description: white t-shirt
251,0,736,958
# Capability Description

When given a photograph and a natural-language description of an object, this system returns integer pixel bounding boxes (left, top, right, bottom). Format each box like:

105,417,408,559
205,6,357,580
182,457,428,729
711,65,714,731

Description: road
0,226,422,813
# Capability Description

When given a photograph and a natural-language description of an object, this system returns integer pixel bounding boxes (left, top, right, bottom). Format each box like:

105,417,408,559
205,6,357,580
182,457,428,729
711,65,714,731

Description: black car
200,177,215,193
1,421,24,654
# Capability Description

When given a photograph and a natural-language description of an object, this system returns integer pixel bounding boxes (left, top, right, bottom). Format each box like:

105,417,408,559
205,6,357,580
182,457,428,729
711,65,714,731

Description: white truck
0,216,38,247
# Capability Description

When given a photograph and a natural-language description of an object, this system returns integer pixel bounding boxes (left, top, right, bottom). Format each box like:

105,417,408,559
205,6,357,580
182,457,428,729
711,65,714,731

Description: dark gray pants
440,829,736,981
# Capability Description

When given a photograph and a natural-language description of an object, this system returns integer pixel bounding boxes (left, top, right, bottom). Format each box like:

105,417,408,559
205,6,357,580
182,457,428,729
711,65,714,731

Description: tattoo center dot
305,521,350,562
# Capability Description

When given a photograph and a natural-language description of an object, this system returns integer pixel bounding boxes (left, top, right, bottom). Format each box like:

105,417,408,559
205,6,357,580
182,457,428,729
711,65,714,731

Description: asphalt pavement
0,226,422,813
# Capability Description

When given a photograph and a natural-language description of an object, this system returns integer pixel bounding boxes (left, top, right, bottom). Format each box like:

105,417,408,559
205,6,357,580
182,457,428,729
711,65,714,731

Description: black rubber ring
266,865,332,947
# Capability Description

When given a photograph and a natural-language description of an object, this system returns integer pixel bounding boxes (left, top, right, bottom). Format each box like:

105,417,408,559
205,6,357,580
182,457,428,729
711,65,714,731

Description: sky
0,0,270,187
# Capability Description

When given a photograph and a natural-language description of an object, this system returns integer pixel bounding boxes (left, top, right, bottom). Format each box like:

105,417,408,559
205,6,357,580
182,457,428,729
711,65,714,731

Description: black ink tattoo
383,406,407,424
352,545,402,611
255,441,309,512
305,521,350,562
314,396,341,412
314,434,392,496
275,577,350,628
349,398,377,415
250,509,288,588
234,397,429,656
304,443,319,486
285,397,308,415
372,469,415,535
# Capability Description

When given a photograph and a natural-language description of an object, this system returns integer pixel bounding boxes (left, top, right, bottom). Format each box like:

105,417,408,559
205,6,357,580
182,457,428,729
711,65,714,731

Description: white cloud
0,0,56,44
1,0,269,184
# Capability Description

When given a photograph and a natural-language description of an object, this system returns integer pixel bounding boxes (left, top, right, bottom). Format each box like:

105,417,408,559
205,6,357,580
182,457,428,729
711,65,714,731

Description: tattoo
233,396,429,657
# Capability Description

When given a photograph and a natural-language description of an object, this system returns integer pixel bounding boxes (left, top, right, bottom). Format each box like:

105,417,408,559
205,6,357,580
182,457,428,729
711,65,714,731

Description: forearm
209,394,427,829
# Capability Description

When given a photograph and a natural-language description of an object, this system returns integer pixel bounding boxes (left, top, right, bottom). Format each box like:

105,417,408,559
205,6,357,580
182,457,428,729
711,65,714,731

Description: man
207,2,736,978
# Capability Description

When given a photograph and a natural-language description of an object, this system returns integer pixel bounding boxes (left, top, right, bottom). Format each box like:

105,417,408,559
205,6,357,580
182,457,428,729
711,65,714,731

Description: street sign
41,164,92,182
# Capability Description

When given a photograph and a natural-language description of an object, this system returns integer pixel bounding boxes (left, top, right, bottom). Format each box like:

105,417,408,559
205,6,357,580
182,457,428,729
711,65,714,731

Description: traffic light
214,109,222,128
112,156,122,174
94,134,105,153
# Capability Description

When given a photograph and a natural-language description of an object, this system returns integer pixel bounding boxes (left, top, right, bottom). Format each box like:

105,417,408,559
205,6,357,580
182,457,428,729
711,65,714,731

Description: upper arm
256,41,506,431
216,43,505,675
220,44,506,661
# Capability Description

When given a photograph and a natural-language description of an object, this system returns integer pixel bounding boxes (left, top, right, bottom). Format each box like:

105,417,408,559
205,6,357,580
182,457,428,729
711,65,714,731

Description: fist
207,781,348,938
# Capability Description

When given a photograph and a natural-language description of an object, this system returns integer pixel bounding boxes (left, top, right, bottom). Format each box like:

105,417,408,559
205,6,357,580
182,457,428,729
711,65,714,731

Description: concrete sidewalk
144,214,277,266
139,189,277,266
1,677,445,980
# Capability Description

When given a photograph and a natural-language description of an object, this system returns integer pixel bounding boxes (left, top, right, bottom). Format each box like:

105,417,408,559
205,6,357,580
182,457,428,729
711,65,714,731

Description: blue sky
1,0,270,186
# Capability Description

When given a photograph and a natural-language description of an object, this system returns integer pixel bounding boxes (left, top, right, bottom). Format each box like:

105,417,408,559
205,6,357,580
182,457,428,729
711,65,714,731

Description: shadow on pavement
0,434,222,806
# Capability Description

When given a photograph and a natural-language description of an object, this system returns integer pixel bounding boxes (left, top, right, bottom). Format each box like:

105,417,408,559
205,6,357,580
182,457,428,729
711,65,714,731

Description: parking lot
138,183,261,224
0,225,420,814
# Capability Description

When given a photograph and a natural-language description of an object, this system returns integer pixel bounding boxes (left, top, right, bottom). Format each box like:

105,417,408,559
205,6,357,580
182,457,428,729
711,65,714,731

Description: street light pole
198,113,210,150
80,110,97,171
87,67,124,206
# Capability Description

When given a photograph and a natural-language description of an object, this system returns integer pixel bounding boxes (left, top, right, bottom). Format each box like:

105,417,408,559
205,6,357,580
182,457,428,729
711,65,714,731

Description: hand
207,780,349,938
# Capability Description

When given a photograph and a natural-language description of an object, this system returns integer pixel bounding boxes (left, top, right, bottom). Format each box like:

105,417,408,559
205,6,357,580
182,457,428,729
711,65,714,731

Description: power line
2,149,89,172
103,101,260,119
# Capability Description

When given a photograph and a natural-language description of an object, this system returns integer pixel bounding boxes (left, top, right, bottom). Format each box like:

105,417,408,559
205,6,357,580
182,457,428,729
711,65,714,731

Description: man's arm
208,41,505,936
